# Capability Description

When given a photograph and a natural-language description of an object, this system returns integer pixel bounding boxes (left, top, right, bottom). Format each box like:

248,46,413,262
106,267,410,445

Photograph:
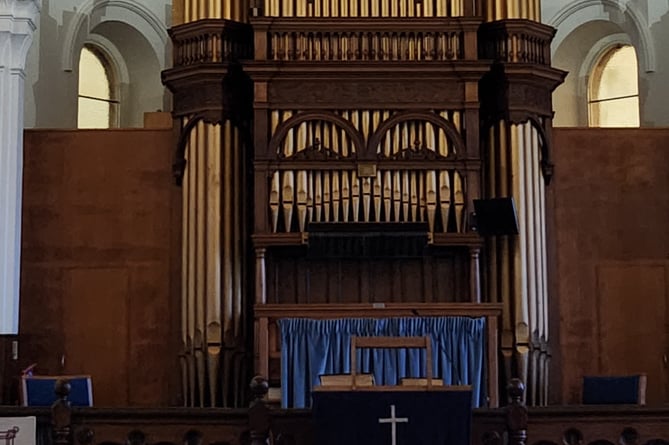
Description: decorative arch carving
367,111,465,159
548,0,656,73
268,111,364,158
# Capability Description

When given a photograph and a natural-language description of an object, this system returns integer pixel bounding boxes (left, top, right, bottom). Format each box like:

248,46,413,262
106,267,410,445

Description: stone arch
548,0,655,73
60,0,169,72
58,1,171,127
548,1,650,127
83,34,130,86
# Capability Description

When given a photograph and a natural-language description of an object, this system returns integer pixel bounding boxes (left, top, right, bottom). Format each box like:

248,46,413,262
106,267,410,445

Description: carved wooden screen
254,109,482,304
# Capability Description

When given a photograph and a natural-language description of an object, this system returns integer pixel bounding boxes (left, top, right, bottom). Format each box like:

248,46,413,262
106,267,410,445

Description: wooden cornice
249,16,484,31
244,60,491,79
253,302,504,318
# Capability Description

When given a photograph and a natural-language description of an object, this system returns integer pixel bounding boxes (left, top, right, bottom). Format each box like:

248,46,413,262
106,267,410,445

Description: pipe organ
266,111,467,234
163,0,565,406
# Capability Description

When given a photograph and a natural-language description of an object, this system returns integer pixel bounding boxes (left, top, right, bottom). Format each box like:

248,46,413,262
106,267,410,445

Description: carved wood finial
52,379,72,445
506,379,528,445
248,376,270,445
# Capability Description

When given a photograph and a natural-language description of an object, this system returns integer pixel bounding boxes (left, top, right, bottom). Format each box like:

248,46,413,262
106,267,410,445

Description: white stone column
0,0,40,335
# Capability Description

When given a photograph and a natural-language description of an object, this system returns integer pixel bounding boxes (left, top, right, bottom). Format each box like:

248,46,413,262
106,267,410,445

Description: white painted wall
543,0,669,127
0,0,40,334
22,1,669,128
23,0,172,128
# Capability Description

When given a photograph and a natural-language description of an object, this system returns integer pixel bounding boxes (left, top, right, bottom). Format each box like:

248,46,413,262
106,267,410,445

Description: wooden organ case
163,0,565,407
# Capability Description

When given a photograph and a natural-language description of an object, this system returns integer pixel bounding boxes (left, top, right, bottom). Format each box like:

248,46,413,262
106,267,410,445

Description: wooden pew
253,302,503,407
5,377,669,445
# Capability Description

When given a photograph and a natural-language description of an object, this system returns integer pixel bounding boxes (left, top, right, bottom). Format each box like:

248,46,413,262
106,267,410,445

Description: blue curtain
279,317,487,408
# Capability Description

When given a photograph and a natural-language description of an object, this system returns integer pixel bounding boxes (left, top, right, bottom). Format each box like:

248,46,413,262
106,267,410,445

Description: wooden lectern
314,335,470,393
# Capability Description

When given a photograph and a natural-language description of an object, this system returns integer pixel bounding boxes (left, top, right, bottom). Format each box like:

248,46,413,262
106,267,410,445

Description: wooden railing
479,20,554,65
169,19,253,66
3,378,669,445
267,29,464,61
252,17,481,61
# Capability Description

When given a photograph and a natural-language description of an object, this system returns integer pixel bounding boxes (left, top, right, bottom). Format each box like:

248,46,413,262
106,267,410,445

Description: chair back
582,374,646,405
21,375,93,407
350,336,433,389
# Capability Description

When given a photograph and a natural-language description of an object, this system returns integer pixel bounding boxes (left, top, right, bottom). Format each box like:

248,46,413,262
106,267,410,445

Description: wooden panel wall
266,248,470,304
552,128,669,405
18,129,179,407
596,263,668,405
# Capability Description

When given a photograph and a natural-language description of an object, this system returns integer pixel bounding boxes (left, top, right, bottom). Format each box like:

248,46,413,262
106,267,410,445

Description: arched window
77,45,119,128
588,45,640,127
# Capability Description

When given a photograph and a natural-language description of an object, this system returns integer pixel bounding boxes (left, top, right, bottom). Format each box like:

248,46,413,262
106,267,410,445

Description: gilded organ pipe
439,171,451,231
482,0,541,21
260,0,474,17
268,110,470,232
332,172,341,222
410,172,418,222
180,0,246,22
205,123,222,406
485,119,550,405
323,171,332,222
401,172,410,222
180,117,247,407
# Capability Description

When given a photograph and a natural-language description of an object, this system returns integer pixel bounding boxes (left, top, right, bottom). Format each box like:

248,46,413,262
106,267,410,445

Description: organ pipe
486,119,550,406
181,117,246,407
181,0,246,22
482,0,541,20
263,0,468,17
267,110,469,233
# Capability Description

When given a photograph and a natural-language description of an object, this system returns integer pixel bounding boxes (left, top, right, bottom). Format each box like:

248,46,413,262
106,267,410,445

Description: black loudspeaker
473,197,519,236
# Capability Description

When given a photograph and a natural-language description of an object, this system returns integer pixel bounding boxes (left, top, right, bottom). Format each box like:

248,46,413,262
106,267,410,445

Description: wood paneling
596,263,668,406
19,129,178,407
552,128,669,405
63,268,130,406
266,252,469,304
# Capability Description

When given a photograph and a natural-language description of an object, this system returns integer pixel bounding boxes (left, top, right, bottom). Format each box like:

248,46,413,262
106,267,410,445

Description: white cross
378,404,409,445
